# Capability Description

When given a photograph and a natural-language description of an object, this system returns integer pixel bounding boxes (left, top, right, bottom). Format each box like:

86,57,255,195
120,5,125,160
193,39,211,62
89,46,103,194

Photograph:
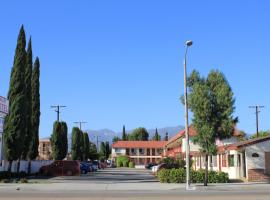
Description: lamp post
184,40,193,190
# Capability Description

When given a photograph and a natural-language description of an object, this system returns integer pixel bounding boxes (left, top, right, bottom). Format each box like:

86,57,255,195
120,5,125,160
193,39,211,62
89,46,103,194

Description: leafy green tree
83,132,90,161
3,26,27,173
99,142,106,159
71,127,83,160
22,38,33,160
122,125,127,141
250,131,270,139
105,141,111,159
113,136,120,143
51,121,68,160
152,128,161,141
237,130,247,141
27,57,40,174
89,142,99,160
186,70,236,186
129,127,149,141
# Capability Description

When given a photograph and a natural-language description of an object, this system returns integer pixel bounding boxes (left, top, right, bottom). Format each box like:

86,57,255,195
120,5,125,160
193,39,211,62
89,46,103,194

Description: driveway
49,168,158,183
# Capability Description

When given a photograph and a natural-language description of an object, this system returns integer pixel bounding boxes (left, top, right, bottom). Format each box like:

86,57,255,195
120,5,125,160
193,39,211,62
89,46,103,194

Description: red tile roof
112,141,167,148
166,125,240,147
217,135,270,152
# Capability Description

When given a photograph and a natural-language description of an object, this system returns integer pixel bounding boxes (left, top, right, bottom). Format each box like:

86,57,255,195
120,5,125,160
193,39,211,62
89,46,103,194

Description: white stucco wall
112,148,126,158
0,160,53,173
246,140,270,170
182,138,200,152
215,137,238,146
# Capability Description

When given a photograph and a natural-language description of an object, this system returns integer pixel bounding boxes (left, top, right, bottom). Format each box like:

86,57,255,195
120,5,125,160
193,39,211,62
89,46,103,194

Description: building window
252,153,259,158
212,155,217,167
139,148,144,155
115,148,122,154
228,155,234,167
222,154,227,167
131,148,136,155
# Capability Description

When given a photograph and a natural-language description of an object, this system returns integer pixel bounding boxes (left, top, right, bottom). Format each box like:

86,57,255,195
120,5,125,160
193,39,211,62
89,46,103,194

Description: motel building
112,127,270,181
112,141,167,167
166,127,270,181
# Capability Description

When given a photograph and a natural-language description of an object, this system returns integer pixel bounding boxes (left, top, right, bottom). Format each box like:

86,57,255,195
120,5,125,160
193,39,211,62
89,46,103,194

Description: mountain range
67,125,184,150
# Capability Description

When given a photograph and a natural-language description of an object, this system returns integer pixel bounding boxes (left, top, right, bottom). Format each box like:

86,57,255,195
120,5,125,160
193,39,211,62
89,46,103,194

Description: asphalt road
0,168,270,200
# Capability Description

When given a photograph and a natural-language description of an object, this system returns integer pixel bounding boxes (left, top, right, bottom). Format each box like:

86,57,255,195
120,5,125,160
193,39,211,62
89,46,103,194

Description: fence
0,160,53,173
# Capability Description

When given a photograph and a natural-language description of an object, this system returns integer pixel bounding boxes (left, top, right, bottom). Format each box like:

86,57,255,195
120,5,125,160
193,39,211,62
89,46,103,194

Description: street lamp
183,40,193,190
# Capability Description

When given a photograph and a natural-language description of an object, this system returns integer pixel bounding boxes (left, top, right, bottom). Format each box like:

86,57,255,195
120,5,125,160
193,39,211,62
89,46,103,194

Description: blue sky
1,0,270,138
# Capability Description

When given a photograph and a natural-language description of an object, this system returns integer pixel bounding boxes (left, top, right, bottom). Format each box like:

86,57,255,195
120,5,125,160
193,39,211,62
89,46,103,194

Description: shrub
157,168,229,183
160,157,186,169
129,162,135,168
122,160,129,167
157,169,171,183
116,155,129,168
169,168,185,183
20,178,28,183
116,160,122,168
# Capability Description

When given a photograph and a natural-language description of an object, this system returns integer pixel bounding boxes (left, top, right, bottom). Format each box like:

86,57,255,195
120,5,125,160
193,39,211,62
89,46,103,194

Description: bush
160,157,186,169
128,162,135,168
20,178,28,183
157,169,229,183
169,168,185,183
116,160,122,168
122,160,128,167
157,169,171,183
116,156,129,168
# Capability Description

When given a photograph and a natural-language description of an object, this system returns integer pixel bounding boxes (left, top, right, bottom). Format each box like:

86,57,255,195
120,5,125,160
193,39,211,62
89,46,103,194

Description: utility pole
51,105,66,122
74,121,87,130
249,105,265,138
183,40,193,190
95,135,99,152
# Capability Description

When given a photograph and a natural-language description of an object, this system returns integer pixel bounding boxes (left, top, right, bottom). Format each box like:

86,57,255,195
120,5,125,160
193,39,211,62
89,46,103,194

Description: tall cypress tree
71,127,83,160
83,132,90,161
3,26,27,172
164,132,169,141
27,57,40,174
153,128,160,141
60,122,68,159
51,121,68,160
51,121,61,160
122,125,127,141
22,38,33,160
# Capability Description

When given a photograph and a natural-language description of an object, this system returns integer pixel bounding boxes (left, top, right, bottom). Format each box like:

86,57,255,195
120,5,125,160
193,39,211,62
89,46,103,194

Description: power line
249,105,265,138
73,121,87,130
51,105,66,122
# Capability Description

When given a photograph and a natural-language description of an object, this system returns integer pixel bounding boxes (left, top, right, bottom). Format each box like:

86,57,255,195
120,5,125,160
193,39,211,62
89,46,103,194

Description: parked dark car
80,163,90,174
39,160,80,176
146,162,157,169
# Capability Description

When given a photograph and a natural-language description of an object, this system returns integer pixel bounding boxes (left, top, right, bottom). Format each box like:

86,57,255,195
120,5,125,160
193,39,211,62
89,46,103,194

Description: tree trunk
8,160,12,173
16,159,20,174
204,154,208,186
28,160,32,175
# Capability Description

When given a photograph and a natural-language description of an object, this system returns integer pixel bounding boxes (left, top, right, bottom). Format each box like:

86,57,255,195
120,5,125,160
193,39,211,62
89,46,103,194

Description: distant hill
67,125,184,150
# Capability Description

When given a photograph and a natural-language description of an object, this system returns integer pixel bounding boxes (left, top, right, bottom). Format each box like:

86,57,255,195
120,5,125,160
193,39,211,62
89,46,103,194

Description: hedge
116,155,129,168
157,169,229,183
0,171,28,180
128,162,135,168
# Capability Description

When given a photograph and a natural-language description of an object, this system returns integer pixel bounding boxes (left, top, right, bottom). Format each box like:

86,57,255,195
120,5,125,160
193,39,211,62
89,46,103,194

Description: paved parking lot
1,168,270,199
50,168,157,183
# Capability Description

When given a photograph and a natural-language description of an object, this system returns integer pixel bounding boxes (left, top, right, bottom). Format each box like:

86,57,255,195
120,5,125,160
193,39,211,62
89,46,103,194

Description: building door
265,152,270,175
242,151,246,178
